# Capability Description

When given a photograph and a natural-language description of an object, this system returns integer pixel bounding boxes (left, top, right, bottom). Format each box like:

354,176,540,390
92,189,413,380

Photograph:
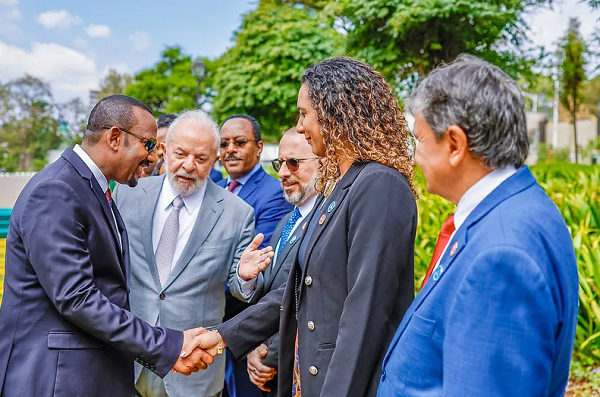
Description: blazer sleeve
320,169,417,397
19,180,183,378
228,206,256,300
218,282,285,359
255,188,293,249
443,246,558,396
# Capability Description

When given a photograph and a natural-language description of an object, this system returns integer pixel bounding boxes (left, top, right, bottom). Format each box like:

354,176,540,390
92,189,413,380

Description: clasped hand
171,328,225,375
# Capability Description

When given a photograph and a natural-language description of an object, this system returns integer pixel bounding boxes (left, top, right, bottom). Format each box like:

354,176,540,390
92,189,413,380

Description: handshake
171,327,226,375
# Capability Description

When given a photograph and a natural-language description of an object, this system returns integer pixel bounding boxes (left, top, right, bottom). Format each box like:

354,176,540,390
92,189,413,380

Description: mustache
224,155,242,161
174,169,198,180
281,176,299,185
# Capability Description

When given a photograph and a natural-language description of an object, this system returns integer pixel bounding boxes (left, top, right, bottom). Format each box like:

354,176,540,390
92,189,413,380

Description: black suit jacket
0,148,182,396
219,161,417,397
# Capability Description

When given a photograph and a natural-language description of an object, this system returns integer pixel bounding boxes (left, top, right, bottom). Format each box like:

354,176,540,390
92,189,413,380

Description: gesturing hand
247,343,276,392
172,327,215,375
238,234,274,281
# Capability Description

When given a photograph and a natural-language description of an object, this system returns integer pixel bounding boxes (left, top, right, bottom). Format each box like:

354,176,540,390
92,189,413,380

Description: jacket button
304,276,313,286
307,321,315,331
280,305,284,311
159,293,165,300
309,366,318,376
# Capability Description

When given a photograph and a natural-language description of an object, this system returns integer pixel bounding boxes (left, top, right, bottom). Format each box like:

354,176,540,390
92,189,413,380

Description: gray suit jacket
113,176,255,397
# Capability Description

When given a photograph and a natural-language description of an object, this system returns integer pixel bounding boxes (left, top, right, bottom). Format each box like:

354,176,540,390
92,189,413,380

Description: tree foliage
559,18,587,164
210,0,344,140
326,0,549,92
97,69,132,101
0,76,61,171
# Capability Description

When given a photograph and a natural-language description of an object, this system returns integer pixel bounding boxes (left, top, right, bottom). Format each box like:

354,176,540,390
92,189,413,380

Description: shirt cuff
237,268,257,299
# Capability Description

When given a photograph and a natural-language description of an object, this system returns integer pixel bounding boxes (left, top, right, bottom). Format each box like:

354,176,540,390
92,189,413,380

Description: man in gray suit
114,110,257,397
230,127,319,395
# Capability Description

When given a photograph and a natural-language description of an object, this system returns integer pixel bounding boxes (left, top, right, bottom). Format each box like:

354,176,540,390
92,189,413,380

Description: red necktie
227,180,240,193
105,189,113,206
421,213,455,290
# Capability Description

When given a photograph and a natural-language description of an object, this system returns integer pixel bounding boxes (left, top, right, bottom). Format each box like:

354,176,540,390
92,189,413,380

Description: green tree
0,75,60,171
125,47,215,115
325,0,548,92
97,69,132,101
559,18,587,164
57,97,87,146
210,0,344,140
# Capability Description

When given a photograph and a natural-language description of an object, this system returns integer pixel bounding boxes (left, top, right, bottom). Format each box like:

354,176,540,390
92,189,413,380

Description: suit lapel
383,166,537,361
112,204,130,287
267,215,303,291
141,177,164,291
237,166,265,201
163,181,224,290
264,212,292,285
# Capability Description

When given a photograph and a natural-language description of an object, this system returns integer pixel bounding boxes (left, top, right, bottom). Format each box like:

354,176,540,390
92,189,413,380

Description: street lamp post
191,59,206,109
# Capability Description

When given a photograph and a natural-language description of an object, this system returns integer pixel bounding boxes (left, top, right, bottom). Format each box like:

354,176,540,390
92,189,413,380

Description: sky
0,0,598,103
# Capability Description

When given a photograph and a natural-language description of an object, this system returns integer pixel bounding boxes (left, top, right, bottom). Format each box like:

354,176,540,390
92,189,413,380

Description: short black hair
157,114,177,129
222,114,261,141
84,95,153,145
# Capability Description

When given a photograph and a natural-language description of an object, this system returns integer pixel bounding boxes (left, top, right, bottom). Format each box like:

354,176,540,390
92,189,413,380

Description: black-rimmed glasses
101,126,157,152
220,138,260,149
271,157,320,172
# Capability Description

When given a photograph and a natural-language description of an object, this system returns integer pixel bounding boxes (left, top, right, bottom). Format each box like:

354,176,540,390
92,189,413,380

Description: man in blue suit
217,114,292,397
0,95,213,396
377,56,579,396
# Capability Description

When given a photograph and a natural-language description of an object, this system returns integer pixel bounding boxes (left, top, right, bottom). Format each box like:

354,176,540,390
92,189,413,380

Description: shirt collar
159,175,207,215
454,166,517,230
226,163,262,186
297,195,317,218
73,144,109,193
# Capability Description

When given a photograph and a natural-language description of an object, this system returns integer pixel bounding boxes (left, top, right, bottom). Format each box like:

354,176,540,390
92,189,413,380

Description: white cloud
85,24,110,38
128,30,150,52
0,0,19,6
0,40,123,101
37,10,82,30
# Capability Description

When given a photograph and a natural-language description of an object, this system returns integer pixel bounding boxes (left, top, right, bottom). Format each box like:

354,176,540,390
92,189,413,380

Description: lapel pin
450,242,458,257
289,235,297,245
302,222,307,230
432,265,444,282
327,202,336,213
318,214,326,225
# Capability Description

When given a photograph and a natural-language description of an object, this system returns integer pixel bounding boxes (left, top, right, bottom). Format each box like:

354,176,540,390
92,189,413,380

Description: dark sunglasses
101,126,157,152
220,138,260,149
271,157,320,172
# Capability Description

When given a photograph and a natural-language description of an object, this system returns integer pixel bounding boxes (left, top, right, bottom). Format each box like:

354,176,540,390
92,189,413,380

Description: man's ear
105,126,121,152
256,141,264,157
446,125,469,168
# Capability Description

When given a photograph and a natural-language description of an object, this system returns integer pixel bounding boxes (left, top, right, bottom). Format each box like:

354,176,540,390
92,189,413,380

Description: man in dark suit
217,114,292,397
0,95,212,396
377,57,579,396
230,127,319,396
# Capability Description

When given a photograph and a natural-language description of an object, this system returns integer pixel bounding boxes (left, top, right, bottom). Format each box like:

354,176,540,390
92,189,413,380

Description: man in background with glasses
217,114,292,397
230,127,319,397
0,95,211,397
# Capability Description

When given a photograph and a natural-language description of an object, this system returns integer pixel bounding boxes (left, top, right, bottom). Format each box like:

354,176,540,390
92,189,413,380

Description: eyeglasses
101,126,157,152
220,138,260,149
271,157,320,172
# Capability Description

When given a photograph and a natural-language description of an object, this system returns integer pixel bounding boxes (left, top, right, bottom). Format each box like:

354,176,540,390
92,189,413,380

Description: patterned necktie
105,189,113,206
227,180,240,193
155,196,184,287
277,207,301,258
421,213,455,290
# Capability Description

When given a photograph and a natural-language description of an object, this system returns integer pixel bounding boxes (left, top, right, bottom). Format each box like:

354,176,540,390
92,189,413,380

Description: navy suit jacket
377,166,579,397
217,165,292,250
0,148,182,397
210,168,224,183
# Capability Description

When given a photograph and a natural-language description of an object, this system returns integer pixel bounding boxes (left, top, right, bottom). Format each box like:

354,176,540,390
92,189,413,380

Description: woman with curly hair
185,57,417,397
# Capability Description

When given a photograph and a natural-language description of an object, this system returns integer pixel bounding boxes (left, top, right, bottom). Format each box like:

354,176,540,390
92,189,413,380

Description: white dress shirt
238,194,318,298
434,166,517,270
225,163,261,195
72,144,121,248
152,176,207,271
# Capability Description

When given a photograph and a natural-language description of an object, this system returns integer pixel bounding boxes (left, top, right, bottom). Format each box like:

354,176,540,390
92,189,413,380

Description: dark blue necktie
277,207,301,258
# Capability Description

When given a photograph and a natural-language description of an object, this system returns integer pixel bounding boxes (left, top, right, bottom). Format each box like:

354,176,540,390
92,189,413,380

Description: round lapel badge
450,242,458,257
327,202,336,213
432,265,444,282
289,235,297,245
318,214,326,225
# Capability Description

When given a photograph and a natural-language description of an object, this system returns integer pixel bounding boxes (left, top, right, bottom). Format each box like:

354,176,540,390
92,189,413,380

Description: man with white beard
114,110,270,397
229,127,320,396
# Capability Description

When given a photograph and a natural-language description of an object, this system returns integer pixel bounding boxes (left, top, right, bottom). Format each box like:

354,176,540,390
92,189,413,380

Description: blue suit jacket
210,168,224,183
377,166,578,397
217,165,292,249
0,148,182,396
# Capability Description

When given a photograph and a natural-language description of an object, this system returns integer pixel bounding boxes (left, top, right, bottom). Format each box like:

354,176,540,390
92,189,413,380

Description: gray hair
166,110,220,154
407,55,529,169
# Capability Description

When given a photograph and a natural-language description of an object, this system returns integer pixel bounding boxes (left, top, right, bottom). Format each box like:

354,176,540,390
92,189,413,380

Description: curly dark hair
301,57,415,195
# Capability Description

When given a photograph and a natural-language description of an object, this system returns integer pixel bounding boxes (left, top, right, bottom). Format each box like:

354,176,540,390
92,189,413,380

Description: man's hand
247,343,276,392
238,234,274,281
180,329,225,359
172,328,215,375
